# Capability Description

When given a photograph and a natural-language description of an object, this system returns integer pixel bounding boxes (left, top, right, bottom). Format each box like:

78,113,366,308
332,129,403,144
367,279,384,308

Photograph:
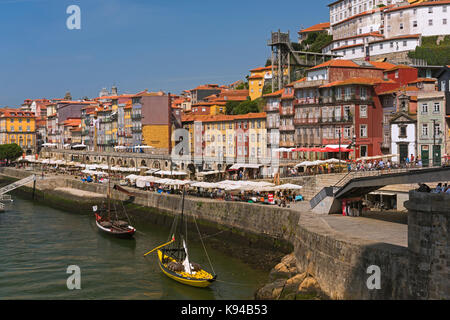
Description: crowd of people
418,182,450,194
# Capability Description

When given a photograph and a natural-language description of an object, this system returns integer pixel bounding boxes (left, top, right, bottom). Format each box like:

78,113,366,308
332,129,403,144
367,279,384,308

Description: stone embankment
1,168,448,299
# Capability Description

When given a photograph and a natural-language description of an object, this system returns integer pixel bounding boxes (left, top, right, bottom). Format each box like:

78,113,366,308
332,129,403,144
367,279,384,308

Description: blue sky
0,0,329,106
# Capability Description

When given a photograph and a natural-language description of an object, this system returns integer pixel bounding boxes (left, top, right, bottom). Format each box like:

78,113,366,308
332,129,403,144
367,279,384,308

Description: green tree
226,97,265,115
0,143,23,163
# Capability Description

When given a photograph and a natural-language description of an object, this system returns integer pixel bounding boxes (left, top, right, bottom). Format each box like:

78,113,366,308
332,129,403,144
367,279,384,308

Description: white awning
72,144,86,148
229,163,262,170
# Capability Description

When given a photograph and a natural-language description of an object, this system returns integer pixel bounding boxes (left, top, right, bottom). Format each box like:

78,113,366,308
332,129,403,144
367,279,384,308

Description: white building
390,112,417,163
324,0,450,60
367,34,421,57
384,1,450,39
328,0,404,28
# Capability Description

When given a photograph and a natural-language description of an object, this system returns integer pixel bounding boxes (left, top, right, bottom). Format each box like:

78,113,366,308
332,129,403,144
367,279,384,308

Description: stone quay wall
405,191,450,300
1,168,448,299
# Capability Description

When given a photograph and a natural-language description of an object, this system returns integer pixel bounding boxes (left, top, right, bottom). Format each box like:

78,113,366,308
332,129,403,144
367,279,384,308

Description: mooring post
32,177,36,200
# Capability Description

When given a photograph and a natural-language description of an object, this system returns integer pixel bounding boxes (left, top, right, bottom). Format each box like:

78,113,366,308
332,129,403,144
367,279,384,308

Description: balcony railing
279,124,295,131
279,141,294,147
264,104,280,112
294,118,316,125
295,97,320,105
319,116,353,123
280,109,295,116
131,127,142,133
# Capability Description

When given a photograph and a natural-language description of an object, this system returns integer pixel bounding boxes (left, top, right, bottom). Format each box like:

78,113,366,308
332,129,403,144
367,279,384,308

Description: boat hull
157,250,216,288
95,220,136,238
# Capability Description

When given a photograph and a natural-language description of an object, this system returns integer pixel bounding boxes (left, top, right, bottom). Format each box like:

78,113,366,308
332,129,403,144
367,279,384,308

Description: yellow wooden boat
144,186,217,288
157,250,216,288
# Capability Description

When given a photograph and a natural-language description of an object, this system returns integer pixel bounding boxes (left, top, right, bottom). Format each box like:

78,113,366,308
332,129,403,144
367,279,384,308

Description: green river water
0,196,268,300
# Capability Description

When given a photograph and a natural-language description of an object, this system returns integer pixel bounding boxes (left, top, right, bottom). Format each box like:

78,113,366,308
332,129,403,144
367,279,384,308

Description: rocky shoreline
255,253,328,300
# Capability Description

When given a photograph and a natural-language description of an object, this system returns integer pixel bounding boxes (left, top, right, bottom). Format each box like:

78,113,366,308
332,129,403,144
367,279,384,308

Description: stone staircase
285,173,348,200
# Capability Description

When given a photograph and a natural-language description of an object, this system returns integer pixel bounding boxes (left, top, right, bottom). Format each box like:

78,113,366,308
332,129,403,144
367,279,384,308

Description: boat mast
178,186,186,262
107,155,111,221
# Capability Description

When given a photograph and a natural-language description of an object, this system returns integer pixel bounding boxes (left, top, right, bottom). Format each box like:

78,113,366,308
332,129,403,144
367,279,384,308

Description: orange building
0,108,36,154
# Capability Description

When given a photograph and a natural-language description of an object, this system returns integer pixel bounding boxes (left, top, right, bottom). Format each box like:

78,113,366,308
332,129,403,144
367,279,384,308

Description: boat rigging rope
192,214,215,275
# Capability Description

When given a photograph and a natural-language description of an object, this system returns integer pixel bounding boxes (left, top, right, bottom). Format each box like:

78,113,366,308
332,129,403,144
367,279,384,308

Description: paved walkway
288,202,407,247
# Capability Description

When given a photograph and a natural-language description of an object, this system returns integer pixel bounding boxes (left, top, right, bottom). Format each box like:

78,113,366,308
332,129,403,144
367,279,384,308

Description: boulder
255,279,286,300
296,276,323,299
279,273,308,300
268,254,299,281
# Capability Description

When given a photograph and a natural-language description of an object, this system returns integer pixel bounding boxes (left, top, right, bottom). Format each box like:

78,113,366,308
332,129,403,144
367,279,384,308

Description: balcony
131,126,142,133
264,104,280,112
279,124,295,131
295,97,320,105
280,109,295,116
131,113,142,120
279,141,294,147
294,118,319,125
319,116,353,123
267,122,280,129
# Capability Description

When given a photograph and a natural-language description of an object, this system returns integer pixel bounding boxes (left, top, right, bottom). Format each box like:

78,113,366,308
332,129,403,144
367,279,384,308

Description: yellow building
0,108,36,154
181,112,267,168
142,124,170,150
123,101,133,146
248,66,288,101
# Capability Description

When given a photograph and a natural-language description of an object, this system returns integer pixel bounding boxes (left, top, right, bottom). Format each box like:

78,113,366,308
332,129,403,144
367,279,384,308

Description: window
344,126,351,138
360,124,367,138
360,87,367,100
422,123,428,136
444,19,447,25
399,23,403,30
399,125,407,138
413,21,417,28
444,6,447,13
428,7,433,13
433,102,440,113
428,19,433,26
421,103,428,114
360,145,368,157
403,40,407,47
434,123,441,136
360,105,368,118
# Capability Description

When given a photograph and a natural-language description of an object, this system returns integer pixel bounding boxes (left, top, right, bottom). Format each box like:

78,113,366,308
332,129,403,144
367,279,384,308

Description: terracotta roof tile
182,112,266,123
298,22,330,34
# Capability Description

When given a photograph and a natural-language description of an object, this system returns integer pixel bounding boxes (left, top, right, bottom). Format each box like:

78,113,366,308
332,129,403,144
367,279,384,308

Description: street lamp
432,119,443,167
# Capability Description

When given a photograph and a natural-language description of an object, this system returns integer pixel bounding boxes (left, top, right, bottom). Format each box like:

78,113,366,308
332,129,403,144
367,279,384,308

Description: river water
0,197,268,300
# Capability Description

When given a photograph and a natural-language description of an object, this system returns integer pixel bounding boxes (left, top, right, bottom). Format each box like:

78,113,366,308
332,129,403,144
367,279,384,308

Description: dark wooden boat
95,213,136,238
93,156,136,238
